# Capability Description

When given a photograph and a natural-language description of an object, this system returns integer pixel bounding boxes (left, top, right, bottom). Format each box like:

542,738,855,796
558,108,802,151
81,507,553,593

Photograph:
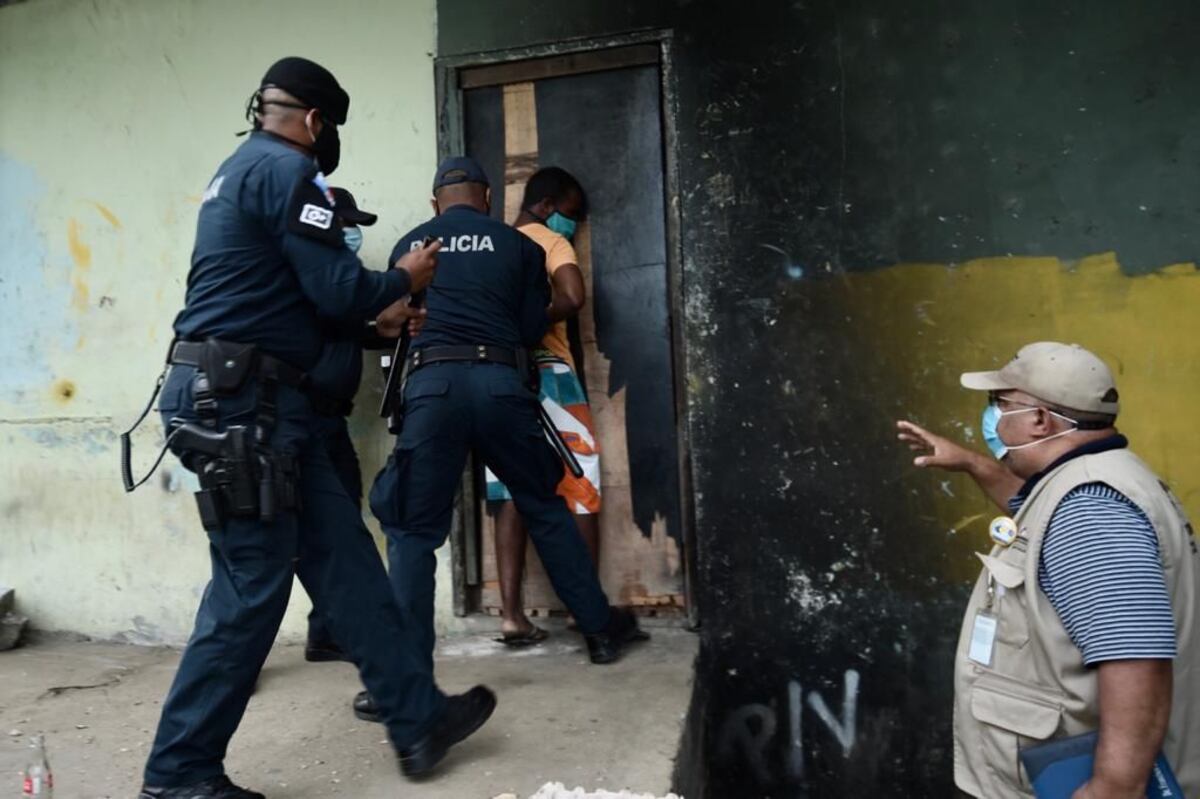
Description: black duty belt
169,340,307,389
170,340,351,416
408,344,520,371
393,343,584,479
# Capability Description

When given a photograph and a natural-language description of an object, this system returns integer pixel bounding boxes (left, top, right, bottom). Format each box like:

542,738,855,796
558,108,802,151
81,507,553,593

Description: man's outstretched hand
393,239,441,293
376,301,426,339
896,420,977,471
896,419,1023,510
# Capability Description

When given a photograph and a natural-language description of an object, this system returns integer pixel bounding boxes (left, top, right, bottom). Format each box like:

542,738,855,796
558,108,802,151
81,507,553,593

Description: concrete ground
0,622,696,798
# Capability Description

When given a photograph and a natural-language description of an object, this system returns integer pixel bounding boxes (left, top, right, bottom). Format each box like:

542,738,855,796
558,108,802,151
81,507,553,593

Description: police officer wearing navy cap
135,59,495,798
300,187,423,662
355,156,647,720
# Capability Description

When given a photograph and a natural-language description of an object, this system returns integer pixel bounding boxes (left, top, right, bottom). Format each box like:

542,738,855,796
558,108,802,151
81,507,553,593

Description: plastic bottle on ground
21,734,54,797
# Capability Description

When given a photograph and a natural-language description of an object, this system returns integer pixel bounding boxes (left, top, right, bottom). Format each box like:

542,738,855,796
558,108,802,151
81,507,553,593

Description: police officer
299,187,415,662
356,156,647,720
137,60,494,798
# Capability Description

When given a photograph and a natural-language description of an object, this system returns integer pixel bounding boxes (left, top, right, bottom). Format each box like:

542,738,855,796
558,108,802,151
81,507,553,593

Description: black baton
536,402,585,479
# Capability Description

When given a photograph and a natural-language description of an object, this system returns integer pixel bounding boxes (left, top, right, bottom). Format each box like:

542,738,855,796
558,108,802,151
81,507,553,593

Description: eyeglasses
987,392,1041,412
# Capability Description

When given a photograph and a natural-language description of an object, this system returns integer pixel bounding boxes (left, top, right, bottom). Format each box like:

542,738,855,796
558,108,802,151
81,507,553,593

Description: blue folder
1020,731,1184,798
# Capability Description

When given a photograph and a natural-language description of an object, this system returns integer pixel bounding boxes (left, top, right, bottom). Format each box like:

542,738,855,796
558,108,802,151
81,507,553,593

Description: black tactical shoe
398,686,497,778
138,775,265,798
584,607,650,664
304,636,350,663
353,689,381,723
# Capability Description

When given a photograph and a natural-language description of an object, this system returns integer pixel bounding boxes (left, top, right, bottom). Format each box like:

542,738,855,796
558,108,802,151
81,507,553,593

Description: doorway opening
435,33,695,625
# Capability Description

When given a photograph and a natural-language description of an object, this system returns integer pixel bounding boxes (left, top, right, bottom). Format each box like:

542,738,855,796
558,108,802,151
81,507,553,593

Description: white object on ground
525,783,683,799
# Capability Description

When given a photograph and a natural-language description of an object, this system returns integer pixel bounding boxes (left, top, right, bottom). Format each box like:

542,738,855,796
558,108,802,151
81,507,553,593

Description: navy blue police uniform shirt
173,131,409,370
306,322,365,402
388,204,550,351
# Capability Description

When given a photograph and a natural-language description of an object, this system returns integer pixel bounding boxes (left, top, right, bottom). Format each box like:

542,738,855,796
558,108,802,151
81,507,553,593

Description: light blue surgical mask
342,226,363,253
981,404,1016,459
546,211,576,240
980,402,1078,460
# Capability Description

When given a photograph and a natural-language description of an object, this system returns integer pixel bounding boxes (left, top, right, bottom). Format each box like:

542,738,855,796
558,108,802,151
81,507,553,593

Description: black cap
432,156,490,192
330,188,377,226
260,57,349,125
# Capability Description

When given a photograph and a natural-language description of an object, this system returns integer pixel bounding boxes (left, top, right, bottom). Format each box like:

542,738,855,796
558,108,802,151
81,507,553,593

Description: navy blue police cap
432,156,490,192
330,188,377,226
260,57,350,125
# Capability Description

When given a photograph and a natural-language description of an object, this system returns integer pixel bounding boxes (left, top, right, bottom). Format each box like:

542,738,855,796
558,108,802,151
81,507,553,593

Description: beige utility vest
953,448,1200,798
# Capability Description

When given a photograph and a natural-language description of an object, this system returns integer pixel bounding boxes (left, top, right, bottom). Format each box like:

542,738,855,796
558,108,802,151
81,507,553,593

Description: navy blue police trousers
143,365,443,787
304,414,361,645
369,361,612,672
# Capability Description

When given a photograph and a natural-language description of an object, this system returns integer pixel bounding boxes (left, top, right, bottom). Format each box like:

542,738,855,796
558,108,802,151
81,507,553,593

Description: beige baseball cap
960,341,1120,416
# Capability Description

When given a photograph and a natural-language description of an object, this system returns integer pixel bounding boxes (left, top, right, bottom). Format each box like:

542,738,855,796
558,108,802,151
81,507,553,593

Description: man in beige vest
897,342,1198,798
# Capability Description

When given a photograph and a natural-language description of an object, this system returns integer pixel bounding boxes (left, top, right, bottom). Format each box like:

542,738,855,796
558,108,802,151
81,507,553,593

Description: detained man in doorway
484,167,602,645
896,342,1198,798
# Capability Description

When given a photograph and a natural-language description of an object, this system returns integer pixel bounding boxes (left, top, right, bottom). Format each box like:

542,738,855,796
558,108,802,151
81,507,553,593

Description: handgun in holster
169,421,300,532
123,338,304,531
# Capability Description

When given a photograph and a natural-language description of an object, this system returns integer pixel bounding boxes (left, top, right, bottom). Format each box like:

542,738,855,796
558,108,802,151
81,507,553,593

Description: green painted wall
0,0,442,643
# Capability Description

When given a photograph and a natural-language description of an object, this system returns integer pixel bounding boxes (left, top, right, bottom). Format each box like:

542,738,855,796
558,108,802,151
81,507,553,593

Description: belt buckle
477,345,487,360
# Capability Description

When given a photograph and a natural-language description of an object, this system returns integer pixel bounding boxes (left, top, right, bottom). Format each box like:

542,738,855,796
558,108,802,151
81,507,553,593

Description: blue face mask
342,226,363,253
981,404,1012,460
981,402,1077,460
545,211,576,240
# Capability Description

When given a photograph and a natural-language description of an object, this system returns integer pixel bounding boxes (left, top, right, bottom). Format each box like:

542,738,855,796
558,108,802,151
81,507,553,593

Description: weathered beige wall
0,0,450,644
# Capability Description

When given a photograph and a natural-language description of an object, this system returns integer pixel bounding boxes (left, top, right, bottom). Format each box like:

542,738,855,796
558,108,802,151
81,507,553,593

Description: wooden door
460,50,685,615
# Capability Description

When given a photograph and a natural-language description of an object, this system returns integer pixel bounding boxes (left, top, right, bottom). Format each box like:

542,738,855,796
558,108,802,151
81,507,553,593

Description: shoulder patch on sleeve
286,174,343,247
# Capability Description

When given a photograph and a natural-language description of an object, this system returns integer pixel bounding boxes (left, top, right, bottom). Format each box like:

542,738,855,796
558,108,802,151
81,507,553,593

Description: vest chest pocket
970,671,1064,794
977,552,1031,649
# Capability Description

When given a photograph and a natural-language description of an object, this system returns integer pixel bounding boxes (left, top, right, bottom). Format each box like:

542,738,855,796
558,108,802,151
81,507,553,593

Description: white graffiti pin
989,516,1018,547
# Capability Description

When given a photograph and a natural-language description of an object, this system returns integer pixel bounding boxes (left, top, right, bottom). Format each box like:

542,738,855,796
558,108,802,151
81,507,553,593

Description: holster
172,339,305,530
384,353,413,436
516,348,541,394
123,338,308,519
172,422,301,532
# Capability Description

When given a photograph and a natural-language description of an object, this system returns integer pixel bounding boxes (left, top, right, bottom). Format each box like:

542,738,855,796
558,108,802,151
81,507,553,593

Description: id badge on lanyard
968,611,998,666
968,573,1002,666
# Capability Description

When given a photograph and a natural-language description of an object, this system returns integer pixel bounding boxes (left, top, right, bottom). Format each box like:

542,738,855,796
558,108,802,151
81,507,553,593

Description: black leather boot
353,689,380,723
138,775,265,798
397,686,497,778
584,606,650,664
304,636,349,663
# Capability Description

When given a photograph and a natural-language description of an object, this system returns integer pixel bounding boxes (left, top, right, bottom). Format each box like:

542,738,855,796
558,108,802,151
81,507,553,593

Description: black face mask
311,119,340,176
244,93,343,175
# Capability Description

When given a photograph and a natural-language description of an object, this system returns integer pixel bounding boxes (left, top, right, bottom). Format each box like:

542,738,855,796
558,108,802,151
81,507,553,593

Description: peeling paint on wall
90,201,123,229
0,154,75,404
0,0,440,645
67,216,92,310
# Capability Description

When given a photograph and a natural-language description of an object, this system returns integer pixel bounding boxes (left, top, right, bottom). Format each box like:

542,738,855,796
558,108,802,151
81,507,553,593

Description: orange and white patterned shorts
484,357,601,514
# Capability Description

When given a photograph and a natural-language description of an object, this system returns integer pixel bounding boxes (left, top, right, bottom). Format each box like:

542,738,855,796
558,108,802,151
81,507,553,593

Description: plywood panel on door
464,63,683,615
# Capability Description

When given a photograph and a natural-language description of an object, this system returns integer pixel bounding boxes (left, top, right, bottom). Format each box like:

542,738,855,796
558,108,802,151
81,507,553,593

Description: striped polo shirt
1009,438,1178,666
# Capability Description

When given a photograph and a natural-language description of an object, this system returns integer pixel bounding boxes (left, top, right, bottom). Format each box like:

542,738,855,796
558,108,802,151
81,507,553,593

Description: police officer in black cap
355,156,647,720
300,187,424,661
136,59,495,798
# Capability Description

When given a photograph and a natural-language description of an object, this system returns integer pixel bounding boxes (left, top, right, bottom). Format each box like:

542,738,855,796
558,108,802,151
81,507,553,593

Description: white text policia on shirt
409,235,495,253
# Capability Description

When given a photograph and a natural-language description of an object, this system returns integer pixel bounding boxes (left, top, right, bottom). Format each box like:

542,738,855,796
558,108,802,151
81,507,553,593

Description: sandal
496,624,549,647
